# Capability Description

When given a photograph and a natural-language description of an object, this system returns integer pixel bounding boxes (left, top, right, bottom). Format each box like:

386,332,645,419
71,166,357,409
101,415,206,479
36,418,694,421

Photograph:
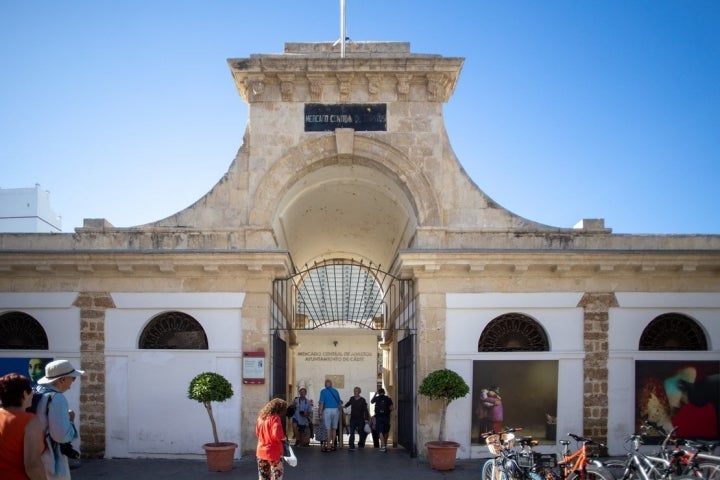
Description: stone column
74,291,115,458
240,277,274,455
577,292,617,446
414,275,447,454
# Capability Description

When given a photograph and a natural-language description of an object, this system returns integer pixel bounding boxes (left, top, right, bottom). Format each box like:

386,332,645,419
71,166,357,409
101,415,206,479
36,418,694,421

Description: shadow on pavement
72,446,487,480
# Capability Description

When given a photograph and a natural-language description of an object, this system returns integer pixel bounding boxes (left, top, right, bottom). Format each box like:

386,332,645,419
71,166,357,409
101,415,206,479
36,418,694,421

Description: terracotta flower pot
425,441,460,470
202,442,237,472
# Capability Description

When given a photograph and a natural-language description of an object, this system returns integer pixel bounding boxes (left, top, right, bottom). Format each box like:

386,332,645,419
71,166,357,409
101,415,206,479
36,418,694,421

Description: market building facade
1,41,719,460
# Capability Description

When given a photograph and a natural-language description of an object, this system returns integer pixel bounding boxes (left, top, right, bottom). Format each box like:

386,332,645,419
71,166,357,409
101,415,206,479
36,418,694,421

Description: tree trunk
438,398,448,442
204,401,220,444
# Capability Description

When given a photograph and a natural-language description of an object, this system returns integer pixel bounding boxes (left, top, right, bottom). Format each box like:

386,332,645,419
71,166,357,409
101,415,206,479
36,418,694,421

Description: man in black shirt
343,386,369,449
371,388,394,452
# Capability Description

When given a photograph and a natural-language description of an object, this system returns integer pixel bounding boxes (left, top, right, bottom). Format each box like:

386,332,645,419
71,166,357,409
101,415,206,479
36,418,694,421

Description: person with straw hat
35,360,84,480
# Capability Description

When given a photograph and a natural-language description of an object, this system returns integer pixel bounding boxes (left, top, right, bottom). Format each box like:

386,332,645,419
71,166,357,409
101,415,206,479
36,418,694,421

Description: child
314,418,329,452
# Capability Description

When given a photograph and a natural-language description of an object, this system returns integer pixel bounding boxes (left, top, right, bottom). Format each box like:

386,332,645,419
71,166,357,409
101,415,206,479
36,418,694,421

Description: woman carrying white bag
282,440,298,467
256,398,296,480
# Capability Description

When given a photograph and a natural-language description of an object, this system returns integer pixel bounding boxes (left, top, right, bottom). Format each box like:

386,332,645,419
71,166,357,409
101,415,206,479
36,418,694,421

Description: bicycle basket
518,452,534,468
502,433,516,449
536,453,557,468
486,434,502,455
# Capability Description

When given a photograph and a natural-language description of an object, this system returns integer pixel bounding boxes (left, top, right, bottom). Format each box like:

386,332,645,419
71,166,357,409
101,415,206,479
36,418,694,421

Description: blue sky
1,1,718,234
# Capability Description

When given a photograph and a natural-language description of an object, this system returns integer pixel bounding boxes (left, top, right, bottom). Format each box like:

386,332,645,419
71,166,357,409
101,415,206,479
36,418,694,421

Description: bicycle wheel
567,465,617,480
672,474,717,480
483,459,495,480
696,463,720,480
526,472,544,480
535,466,561,480
483,458,515,480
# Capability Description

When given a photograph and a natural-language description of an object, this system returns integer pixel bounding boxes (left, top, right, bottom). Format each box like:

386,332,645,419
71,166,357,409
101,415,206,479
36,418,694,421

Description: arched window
478,313,550,352
138,311,208,349
639,313,707,351
0,311,49,350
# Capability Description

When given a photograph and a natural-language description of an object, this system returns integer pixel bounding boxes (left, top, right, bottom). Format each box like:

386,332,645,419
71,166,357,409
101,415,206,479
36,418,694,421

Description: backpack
25,391,81,459
27,391,49,414
286,398,297,418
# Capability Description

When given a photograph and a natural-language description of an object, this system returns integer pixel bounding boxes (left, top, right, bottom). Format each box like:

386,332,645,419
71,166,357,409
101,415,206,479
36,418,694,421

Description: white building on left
0,185,62,233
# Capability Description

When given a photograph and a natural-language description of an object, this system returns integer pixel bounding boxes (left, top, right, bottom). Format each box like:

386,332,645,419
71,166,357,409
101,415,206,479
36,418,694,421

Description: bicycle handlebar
681,438,720,453
481,427,524,438
568,433,606,447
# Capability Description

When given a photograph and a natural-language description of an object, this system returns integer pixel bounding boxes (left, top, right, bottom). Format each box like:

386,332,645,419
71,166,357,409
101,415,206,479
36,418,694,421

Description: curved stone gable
137,41,552,262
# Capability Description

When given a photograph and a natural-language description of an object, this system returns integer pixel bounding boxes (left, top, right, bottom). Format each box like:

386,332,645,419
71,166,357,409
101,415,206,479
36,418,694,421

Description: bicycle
517,435,560,479
544,433,616,480
629,423,693,478
482,427,544,480
638,421,720,480
680,438,720,480
603,428,707,480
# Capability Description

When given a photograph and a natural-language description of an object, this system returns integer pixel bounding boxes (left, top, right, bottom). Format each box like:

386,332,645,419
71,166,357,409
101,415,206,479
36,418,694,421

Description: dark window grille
0,311,49,350
478,313,549,352
639,313,707,351
139,311,208,349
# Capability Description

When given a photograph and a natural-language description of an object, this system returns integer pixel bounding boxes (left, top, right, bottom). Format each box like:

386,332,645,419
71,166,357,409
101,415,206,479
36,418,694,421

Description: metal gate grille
272,259,414,331
271,333,287,400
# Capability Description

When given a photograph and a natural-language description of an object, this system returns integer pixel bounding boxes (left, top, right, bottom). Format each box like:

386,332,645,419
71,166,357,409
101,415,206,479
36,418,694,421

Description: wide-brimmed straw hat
37,360,85,385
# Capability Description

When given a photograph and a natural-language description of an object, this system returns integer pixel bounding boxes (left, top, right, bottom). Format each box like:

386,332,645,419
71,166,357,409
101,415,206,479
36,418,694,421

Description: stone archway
248,133,440,269
271,259,416,452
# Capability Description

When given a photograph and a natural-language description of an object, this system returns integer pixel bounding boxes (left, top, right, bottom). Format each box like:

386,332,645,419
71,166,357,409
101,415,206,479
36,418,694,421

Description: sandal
321,447,330,452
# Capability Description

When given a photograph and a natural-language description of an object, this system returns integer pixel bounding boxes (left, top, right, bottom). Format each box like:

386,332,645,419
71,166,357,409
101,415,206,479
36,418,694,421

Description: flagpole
340,0,346,58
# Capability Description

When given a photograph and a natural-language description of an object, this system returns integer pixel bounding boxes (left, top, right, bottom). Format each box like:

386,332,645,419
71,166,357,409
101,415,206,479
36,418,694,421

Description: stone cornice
414,226,720,251
0,251,293,277
228,43,464,104
394,250,720,278
0,227,278,251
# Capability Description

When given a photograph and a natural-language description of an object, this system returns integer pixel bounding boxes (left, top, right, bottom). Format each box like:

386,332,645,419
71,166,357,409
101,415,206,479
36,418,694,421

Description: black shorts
375,415,391,434
292,420,307,432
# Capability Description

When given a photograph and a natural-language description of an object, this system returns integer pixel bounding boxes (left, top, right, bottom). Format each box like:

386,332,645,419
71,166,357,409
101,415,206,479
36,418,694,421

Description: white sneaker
380,446,387,452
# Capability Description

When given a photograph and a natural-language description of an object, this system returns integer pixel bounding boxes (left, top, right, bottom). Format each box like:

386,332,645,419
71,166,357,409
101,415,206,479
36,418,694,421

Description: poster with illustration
0,357,54,386
635,361,719,440
472,360,558,444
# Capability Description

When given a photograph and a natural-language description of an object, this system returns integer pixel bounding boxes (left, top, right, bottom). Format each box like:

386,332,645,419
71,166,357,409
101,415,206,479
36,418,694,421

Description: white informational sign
243,352,265,384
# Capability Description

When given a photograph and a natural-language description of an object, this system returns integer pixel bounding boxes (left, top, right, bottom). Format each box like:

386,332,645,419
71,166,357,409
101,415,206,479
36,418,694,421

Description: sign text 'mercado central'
304,104,387,132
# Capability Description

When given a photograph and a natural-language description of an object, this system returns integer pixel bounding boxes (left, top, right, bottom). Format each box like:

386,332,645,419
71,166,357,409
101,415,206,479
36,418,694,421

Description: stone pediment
228,42,463,104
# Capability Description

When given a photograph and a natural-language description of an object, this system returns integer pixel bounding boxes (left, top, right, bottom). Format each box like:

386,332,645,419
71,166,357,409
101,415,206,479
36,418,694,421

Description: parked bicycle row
481,424,719,480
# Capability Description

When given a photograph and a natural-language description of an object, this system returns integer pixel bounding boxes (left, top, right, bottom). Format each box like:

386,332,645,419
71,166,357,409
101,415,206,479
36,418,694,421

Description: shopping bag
282,439,291,457
283,444,298,467
364,422,372,434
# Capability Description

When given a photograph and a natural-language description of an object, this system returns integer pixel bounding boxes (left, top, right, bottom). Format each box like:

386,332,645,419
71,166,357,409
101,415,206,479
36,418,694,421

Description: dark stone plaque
304,104,387,132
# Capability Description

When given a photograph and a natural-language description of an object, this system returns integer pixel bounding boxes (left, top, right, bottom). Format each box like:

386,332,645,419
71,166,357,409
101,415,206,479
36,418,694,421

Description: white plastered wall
608,292,720,455
445,292,586,459
105,292,245,458
293,330,378,404
0,292,83,448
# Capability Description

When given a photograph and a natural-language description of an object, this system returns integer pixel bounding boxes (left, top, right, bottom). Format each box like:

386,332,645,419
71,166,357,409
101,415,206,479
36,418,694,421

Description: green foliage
188,372,234,404
188,372,234,444
418,368,470,442
418,368,469,404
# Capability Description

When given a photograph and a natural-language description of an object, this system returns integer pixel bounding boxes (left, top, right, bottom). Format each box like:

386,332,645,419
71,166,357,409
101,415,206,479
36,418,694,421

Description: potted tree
418,368,470,470
188,372,237,472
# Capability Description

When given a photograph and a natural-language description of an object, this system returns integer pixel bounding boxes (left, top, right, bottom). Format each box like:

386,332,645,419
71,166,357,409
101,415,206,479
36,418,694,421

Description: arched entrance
271,259,417,454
